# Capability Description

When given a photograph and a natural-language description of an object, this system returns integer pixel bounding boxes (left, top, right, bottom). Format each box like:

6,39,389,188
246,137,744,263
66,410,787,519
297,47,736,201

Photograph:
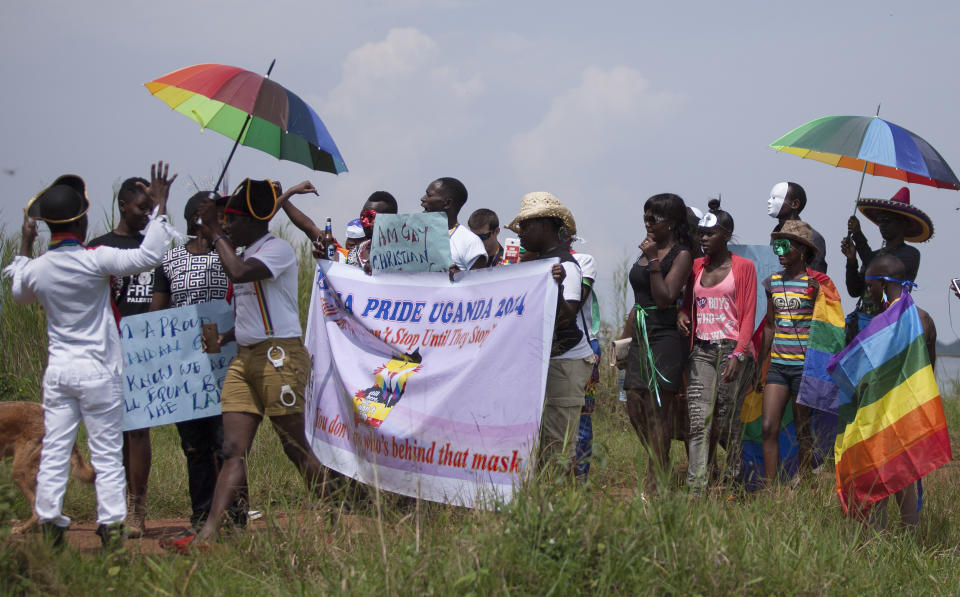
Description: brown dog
0,401,96,534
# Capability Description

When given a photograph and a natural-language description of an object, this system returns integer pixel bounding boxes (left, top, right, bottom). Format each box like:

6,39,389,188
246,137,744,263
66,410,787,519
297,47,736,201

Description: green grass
2,235,960,595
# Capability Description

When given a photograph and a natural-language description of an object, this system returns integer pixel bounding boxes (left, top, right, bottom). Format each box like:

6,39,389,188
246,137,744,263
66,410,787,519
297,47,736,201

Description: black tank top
629,244,684,327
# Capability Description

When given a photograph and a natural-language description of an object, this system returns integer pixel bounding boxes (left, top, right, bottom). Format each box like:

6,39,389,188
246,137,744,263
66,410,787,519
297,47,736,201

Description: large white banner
304,261,557,508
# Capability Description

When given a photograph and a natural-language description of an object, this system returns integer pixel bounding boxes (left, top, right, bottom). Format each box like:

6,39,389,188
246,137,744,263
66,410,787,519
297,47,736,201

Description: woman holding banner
621,193,693,496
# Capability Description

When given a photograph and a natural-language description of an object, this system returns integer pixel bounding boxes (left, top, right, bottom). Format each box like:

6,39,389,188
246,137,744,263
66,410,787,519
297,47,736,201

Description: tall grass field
1,234,959,596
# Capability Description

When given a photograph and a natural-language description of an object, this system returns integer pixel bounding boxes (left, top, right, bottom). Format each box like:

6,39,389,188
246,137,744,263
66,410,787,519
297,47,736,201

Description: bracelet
211,234,227,247
647,257,660,264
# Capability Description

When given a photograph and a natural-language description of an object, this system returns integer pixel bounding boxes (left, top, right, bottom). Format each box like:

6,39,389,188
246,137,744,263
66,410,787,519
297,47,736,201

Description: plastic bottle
617,369,627,402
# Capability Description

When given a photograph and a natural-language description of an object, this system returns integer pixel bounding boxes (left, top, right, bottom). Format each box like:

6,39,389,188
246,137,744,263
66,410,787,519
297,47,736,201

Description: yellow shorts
220,337,310,418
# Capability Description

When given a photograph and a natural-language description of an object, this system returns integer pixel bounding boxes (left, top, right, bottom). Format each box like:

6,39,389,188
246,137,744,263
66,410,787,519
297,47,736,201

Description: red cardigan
680,253,757,357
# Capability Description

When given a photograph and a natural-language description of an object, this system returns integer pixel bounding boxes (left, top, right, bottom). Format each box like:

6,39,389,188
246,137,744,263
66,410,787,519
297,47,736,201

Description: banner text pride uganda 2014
338,294,527,324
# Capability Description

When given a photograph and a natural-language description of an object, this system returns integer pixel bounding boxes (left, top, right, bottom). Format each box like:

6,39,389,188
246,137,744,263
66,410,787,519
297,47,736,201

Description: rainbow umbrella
145,62,347,189
770,115,959,192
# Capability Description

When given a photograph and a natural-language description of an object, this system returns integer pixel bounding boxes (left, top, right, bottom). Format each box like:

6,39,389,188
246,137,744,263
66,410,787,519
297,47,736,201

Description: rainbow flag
828,292,952,516
796,270,845,413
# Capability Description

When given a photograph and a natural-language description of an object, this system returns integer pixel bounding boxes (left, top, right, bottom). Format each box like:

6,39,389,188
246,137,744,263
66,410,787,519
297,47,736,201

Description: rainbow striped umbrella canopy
770,115,959,190
145,63,347,175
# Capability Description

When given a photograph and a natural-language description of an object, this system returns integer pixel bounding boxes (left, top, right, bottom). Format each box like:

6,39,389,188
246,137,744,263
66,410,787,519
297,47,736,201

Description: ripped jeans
685,340,754,495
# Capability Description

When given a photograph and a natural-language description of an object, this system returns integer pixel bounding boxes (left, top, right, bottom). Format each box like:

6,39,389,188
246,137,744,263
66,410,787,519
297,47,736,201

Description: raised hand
847,215,861,236
277,180,319,205
19,212,38,257
136,161,178,216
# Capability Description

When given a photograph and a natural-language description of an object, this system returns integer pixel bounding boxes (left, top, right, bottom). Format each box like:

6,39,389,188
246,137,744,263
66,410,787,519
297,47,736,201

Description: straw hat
25,174,90,224
771,220,819,254
856,187,933,243
507,191,577,235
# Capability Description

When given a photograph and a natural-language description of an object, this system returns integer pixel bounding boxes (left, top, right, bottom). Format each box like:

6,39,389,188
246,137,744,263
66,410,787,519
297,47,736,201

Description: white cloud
312,27,485,202
509,66,685,187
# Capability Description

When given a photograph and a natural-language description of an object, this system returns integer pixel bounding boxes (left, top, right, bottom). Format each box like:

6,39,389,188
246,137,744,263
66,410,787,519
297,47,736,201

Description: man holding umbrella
840,187,928,339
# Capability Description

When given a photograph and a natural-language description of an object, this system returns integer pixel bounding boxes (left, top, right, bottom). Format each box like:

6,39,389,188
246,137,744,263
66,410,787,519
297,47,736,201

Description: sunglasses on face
476,230,494,240
772,238,791,256
643,214,665,225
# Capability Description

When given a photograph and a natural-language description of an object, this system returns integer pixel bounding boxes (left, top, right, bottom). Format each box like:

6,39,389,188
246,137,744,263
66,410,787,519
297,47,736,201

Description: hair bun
707,197,721,212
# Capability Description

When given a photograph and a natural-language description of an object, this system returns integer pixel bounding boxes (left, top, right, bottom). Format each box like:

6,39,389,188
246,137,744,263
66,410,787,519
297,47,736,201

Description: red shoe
159,534,208,554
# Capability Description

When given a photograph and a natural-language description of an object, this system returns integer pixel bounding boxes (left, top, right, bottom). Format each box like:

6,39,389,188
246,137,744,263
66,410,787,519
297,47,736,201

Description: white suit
4,214,176,527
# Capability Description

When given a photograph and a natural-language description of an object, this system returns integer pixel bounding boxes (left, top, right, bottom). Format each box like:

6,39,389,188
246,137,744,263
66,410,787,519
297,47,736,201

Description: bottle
324,217,336,260
617,370,627,402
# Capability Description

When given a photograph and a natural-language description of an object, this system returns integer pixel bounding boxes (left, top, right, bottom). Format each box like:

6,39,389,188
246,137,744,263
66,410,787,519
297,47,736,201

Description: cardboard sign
369,213,452,272
120,300,236,430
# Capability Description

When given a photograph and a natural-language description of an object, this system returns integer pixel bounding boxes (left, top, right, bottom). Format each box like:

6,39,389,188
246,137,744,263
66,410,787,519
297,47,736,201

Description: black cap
26,174,90,223
224,179,279,221
184,191,221,221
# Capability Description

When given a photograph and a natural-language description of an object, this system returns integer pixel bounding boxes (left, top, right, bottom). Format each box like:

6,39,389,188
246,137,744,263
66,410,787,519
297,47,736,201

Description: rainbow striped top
764,272,814,366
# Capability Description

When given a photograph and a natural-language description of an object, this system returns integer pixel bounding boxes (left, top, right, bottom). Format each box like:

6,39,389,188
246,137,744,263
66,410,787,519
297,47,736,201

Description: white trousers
36,364,126,527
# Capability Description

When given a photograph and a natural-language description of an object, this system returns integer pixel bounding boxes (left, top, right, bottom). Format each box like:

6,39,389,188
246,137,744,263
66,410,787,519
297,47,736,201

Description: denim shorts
765,362,803,396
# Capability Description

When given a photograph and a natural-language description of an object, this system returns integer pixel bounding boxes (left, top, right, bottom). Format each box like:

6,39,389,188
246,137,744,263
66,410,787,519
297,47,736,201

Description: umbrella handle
214,59,277,194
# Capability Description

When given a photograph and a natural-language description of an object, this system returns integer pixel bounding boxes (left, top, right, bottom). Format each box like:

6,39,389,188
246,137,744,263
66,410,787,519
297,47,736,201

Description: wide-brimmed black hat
25,174,90,224
223,179,279,221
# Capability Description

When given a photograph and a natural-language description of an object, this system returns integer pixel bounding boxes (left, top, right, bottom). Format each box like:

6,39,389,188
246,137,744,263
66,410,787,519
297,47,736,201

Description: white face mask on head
767,182,789,218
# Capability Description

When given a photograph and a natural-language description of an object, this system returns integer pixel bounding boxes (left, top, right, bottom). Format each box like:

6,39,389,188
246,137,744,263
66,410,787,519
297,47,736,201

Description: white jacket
4,214,177,374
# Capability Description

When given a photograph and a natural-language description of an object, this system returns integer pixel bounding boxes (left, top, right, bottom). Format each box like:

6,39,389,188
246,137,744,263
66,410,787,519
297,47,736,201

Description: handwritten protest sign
120,300,236,431
304,261,557,508
369,213,452,272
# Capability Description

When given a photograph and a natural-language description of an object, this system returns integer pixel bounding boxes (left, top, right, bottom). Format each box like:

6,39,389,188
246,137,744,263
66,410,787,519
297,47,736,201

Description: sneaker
39,522,67,550
96,522,127,552
125,493,146,539
247,510,263,521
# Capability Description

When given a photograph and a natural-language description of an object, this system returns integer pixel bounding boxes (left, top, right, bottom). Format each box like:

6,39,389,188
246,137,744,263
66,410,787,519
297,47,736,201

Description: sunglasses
772,238,791,256
643,214,666,225
476,230,494,240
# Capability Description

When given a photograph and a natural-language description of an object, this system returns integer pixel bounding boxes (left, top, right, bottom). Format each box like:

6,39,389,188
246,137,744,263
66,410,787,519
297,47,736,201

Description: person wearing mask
767,182,827,274
678,199,756,494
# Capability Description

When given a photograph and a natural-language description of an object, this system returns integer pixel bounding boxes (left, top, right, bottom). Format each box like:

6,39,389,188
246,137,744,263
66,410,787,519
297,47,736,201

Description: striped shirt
763,272,814,366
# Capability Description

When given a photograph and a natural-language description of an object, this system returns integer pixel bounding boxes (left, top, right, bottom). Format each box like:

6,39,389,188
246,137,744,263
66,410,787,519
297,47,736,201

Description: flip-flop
159,534,209,554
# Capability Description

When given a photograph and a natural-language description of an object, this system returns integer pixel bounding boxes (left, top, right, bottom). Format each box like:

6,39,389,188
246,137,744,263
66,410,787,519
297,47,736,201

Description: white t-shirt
233,234,302,346
573,253,599,340
449,225,487,271
554,259,594,360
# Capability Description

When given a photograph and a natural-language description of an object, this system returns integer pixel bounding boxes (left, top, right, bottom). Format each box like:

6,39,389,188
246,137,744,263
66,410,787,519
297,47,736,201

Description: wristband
211,234,227,247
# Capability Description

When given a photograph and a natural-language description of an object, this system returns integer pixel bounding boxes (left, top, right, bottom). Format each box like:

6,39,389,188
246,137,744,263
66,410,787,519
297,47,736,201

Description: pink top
693,268,739,342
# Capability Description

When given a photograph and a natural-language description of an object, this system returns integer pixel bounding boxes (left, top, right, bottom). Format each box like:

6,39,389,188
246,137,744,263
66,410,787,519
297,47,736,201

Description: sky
3,0,960,338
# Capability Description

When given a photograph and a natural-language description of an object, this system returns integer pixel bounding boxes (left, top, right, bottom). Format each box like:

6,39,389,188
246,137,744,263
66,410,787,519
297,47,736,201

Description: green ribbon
633,303,674,407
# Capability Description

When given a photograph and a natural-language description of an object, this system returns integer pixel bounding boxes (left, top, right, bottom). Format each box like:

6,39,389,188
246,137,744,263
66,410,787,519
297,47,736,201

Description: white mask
767,182,788,218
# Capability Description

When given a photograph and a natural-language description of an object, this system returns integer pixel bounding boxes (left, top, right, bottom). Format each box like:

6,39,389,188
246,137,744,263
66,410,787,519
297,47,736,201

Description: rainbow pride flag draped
796,270,845,413
828,292,952,516
740,270,845,488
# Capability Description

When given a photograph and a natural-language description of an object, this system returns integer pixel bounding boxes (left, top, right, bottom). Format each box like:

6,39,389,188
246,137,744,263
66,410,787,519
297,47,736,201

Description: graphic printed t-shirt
154,244,230,307
87,231,154,316
233,234,301,346
762,272,814,366
548,251,593,361
693,269,738,342
448,225,487,271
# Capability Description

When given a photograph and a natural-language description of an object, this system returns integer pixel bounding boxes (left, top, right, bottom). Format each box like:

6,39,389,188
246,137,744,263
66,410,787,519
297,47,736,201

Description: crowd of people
5,160,944,551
